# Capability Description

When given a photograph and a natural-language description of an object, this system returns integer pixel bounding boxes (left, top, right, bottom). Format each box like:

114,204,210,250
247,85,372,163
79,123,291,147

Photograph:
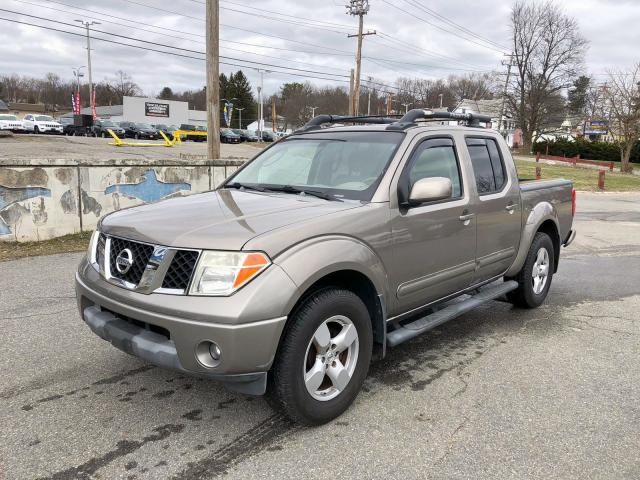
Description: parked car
22,114,63,134
92,119,125,138
152,123,173,139
76,109,575,426
179,123,205,142
233,129,259,142
220,128,241,144
57,115,95,136
0,114,25,133
259,130,277,142
119,121,159,140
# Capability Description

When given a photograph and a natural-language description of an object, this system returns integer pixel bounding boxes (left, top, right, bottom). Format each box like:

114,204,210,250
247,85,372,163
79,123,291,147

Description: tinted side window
466,137,505,194
407,143,462,198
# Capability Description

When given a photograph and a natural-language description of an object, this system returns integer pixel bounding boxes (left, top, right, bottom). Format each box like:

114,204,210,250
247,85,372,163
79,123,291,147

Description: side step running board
386,280,519,347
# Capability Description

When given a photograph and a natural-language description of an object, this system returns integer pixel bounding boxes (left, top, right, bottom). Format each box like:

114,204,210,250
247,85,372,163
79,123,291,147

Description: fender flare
274,235,389,314
505,201,560,277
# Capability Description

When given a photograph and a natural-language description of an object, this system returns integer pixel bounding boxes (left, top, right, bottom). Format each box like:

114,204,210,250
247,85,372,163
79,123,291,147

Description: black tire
267,288,373,425
34,126,40,134
506,232,555,309
101,131,106,138
135,133,140,139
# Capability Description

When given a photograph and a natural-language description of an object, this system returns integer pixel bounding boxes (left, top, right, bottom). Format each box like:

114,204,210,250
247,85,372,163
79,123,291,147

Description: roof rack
386,109,492,130
295,114,402,133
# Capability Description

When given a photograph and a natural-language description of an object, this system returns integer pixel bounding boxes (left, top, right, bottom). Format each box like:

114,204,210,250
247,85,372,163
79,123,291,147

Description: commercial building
64,96,208,127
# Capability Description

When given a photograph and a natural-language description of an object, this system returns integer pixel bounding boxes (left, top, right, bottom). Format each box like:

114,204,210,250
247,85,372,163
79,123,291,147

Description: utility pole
498,53,515,135
386,92,393,115
75,20,99,110
236,107,244,129
205,0,220,159
367,76,373,115
346,0,375,116
438,93,443,109
308,106,319,118
348,69,355,115
271,96,277,132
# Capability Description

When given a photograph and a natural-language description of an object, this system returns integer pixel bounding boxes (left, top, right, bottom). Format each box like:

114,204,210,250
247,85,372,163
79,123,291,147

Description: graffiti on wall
0,185,52,235
104,169,191,203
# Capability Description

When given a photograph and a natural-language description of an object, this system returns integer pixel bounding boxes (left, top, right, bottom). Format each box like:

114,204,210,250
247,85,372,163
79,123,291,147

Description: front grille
108,237,154,285
162,250,199,290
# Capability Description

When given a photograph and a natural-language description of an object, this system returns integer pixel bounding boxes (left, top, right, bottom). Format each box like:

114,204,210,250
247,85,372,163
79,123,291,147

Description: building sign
145,102,170,118
584,120,608,135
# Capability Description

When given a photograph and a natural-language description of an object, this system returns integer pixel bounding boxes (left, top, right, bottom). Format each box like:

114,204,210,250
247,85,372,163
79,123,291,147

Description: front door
465,135,521,283
390,137,477,314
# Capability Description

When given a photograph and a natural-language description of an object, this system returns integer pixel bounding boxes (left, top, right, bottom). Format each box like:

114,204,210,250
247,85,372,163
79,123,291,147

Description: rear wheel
101,131,106,138
267,288,373,425
34,126,40,134
507,232,554,308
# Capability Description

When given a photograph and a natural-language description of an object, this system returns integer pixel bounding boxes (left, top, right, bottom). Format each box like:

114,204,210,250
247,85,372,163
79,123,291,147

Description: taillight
571,188,576,217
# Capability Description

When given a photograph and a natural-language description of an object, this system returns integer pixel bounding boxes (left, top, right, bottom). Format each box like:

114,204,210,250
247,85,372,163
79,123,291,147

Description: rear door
465,135,521,283
390,136,477,313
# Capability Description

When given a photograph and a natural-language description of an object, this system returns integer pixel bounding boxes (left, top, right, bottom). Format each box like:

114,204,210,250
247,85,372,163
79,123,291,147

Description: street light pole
257,69,267,141
308,106,319,118
75,20,100,110
236,107,245,129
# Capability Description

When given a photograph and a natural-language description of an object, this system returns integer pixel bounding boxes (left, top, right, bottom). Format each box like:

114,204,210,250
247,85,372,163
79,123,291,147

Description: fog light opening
196,340,222,368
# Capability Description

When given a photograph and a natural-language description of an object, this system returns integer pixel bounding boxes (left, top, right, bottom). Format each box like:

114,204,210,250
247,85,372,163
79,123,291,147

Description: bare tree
509,0,588,150
603,63,640,173
105,70,141,104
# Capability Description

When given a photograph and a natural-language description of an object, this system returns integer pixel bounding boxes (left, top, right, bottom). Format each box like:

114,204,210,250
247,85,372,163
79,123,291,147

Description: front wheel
506,232,555,308
267,288,373,425
33,126,40,134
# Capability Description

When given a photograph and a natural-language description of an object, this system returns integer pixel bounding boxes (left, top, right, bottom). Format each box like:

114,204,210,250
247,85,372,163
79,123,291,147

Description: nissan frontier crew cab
76,110,576,425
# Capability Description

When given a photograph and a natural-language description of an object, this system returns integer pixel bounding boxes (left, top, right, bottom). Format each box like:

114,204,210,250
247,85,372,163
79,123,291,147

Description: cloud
0,0,637,97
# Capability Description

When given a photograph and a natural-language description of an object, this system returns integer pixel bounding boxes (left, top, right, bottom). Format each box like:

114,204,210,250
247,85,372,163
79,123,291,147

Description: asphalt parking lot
1,192,639,479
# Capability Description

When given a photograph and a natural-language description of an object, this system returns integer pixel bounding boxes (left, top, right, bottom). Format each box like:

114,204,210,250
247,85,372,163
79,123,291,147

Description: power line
379,0,506,53
0,16,353,84
401,0,509,51
0,9,352,79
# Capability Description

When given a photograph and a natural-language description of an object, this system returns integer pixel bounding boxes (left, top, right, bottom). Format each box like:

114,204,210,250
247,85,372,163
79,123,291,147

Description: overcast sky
0,0,638,98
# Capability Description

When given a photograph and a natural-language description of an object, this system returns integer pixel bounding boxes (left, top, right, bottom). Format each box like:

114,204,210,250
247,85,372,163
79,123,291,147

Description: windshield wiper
224,182,268,193
265,185,343,202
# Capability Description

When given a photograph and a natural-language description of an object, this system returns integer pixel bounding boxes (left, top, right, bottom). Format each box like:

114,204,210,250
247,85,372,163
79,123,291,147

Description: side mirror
409,177,452,205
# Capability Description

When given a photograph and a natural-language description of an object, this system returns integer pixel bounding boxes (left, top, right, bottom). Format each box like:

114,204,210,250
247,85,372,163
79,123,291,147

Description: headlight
189,251,270,296
87,230,99,264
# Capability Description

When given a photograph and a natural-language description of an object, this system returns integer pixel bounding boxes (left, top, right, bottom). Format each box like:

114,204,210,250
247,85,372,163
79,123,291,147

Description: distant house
0,100,9,112
453,98,521,147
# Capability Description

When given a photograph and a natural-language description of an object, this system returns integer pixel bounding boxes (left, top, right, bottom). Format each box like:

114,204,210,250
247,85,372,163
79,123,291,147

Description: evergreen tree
158,86,175,100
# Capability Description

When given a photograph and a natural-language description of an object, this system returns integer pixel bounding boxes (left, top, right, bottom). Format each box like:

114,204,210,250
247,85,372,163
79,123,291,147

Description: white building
66,96,208,127
453,98,519,147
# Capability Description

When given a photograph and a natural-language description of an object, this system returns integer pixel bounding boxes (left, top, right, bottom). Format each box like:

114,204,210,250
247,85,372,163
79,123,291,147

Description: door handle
459,213,475,222
505,203,518,212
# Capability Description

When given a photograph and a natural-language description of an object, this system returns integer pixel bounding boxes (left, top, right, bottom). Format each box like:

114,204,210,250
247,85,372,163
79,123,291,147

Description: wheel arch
505,201,561,277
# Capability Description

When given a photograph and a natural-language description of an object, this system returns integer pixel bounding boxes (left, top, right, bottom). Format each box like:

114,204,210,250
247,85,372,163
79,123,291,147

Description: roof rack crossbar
387,109,493,130
296,114,402,132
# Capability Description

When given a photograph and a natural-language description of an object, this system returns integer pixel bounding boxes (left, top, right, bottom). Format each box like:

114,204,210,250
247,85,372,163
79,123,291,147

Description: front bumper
75,258,294,394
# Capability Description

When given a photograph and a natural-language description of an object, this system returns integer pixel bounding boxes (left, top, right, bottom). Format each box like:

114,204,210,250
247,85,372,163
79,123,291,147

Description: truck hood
100,189,361,250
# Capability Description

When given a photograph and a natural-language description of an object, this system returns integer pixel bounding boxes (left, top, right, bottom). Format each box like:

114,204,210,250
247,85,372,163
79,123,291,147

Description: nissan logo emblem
115,248,134,274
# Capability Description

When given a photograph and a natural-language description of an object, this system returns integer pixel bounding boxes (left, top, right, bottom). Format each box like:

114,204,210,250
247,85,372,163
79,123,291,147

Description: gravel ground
0,192,639,480
0,133,263,163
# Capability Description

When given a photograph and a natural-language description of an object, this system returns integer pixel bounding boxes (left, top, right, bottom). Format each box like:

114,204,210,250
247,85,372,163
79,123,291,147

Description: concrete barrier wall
0,159,243,242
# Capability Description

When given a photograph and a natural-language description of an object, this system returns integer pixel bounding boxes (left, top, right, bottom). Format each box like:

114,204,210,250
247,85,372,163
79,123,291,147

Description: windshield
155,124,168,129
228,131,404,201
101,121,115,127
0,115,18,120
36,115,54,121
136,123,153,129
